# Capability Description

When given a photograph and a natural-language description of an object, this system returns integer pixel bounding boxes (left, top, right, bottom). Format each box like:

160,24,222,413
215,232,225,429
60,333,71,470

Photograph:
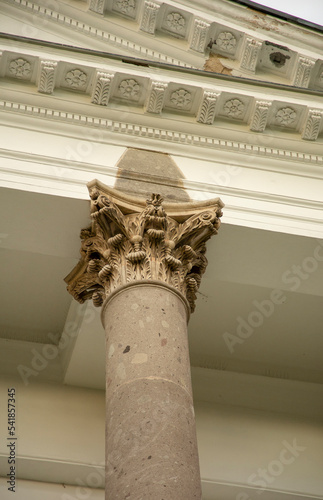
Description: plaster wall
0,378,322,498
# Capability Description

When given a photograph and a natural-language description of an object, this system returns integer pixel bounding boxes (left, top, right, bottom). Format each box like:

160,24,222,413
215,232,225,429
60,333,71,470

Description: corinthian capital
65,180,223,312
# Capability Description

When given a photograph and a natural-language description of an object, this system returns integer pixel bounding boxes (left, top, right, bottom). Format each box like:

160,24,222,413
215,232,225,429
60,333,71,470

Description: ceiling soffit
3,0,323,91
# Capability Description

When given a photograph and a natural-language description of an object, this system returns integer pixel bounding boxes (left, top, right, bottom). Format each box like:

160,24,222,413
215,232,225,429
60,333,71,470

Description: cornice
1,38,323,151
4,0,323,90
3,0,192,68
1,99,322,165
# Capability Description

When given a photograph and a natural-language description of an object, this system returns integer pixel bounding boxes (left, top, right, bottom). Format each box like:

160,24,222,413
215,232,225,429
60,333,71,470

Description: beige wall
1,376,322,499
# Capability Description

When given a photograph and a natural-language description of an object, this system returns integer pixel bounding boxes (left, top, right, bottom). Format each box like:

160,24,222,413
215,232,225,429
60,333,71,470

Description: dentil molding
1,40,323,143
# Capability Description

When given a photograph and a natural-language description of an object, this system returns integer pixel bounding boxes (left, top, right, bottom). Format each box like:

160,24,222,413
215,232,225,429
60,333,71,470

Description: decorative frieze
293,56,316,88
166,12,185,33
38,61,57,94
91,72,114,106
170,89,192,109
140,1,161,34
118,78,140,100
65,69,87,88
250,100,272,132
197,91,220,124
275,107,297,126
113,0,136,17
240,37,262,72
223,98,244,118
89,0,105,15
302,109,323,141
145,81,167,113
65,182,223,312
190,19,211,53
9,58,32,79
216,32,237,54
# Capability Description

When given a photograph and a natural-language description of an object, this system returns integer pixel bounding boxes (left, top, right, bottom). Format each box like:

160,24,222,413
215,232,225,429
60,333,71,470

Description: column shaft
102,282,202,500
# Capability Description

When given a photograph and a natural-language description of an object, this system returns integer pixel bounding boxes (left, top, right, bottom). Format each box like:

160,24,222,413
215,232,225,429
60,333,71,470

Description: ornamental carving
216,32,237,53
275,107,296,126
293,56,315,88
223,98,244,118
9,58,31,78
166,12,185,33
140,1,160,34
65,69,87,88
91,72,114,106
119,79,140,99
170,89,192,109
241,37,262,72
89,0,105,14
65,181,223,312
250,100,271,132
190,19,210,53
146,81,167,113
302,109,323,141
38,61,57,94
197,91,219,124
114,0,136,15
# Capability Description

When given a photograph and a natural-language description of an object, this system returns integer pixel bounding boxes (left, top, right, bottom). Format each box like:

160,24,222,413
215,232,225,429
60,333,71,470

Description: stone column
65,180,224,500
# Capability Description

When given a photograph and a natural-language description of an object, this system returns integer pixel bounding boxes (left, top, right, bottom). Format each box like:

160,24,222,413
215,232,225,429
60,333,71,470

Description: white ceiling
1,186,322,388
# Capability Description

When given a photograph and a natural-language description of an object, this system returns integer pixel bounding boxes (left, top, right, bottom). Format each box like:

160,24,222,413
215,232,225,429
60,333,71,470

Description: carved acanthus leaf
38,61,57,94
302,109,323,141
140,1,161,34
65,182,223,312
89,0,105,14
241,37,262,72
190,19,210,53
91,72,114,106
197,91,220,124
250,100,272,132
146,81,167,114
293,56,316,88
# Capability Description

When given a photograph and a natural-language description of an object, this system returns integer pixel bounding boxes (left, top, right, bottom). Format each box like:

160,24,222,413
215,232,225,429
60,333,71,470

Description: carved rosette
275,107,297,126
65,181,223,312
9,58,32,79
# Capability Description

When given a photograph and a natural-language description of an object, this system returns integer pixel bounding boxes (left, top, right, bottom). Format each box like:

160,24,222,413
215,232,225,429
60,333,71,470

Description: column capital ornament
65,180,223,312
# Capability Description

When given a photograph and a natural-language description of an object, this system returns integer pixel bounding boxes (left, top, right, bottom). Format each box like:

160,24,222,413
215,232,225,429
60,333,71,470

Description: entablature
1,36,323,147
3,0,323,90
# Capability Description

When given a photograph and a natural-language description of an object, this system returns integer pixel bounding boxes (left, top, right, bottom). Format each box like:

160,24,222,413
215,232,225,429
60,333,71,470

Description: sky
255,0,323,26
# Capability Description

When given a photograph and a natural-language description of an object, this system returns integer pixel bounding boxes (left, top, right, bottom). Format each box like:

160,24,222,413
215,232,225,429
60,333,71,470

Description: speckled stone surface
102,282,202,500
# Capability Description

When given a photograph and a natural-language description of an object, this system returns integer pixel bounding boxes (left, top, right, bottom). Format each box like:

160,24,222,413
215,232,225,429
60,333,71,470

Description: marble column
65,180,224,500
